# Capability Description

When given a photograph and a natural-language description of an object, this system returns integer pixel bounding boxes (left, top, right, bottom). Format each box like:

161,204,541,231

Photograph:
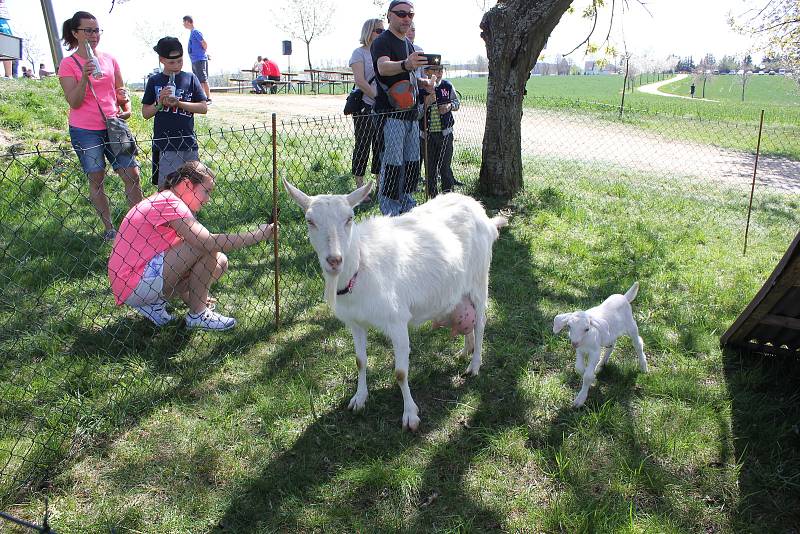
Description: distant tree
474,54,489,71
719,54,740,72
18,31,46,73
272,0,335,72
738,69,752,101
133,20,175,71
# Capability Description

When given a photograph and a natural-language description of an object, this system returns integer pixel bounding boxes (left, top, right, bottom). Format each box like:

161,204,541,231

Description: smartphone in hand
419,53,441,66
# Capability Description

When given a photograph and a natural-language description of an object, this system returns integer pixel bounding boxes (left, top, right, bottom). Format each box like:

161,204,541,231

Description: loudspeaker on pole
282,41,292,55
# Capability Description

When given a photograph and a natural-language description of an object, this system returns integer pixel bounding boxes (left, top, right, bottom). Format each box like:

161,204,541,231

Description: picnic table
303,69,353,94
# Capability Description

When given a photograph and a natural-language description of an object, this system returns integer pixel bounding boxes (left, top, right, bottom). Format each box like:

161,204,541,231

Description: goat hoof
572,397,587,408
402,412,421,432
464,363,480,376
348,392,368,412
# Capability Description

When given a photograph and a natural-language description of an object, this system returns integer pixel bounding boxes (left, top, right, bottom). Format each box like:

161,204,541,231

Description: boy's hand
163,95,179,108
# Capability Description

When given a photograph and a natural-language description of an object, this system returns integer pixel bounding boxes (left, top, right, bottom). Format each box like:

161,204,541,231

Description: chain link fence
2,91,799,514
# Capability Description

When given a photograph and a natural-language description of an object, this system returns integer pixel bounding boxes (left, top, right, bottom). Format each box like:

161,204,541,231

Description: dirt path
198,93,347,127
200,92,800,194
636,74,718,102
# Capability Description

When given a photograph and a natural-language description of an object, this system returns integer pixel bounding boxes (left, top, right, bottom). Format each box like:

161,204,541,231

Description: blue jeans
378,117,420,216
252,75,267,93
69,126,138,174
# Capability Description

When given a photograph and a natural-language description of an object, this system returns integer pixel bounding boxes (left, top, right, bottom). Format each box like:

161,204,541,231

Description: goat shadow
211,214,546,532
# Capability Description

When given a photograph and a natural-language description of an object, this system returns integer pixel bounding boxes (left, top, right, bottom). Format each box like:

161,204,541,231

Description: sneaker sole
185,322,236,331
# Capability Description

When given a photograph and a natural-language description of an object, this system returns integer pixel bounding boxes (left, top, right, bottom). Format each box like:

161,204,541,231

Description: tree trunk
305,40,313,72
479,0,574,198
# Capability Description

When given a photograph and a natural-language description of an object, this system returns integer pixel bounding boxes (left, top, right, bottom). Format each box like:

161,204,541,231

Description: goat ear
553,313,572,334
283,178,311,212
346,181,373,208
589,316,611,342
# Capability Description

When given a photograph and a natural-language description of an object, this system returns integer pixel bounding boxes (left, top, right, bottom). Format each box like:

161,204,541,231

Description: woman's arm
114,69,132,119
168,218,274,253
351,59,376,100
59,61,93,109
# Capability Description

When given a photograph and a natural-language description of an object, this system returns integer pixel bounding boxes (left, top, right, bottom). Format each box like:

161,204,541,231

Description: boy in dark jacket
420,64,459,197
142,37,208,188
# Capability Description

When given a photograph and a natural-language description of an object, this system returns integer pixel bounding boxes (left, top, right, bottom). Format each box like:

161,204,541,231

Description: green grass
2,70,800,533
3,147,800,531
454,73,800,125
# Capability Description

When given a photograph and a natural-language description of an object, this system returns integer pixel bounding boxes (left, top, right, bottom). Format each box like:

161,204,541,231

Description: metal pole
272,113,281,330
619,56,630,119
423,102,429,201
743,109,765,256
40,0,63,69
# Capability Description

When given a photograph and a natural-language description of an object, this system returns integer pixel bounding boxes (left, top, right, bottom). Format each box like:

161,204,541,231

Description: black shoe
453,179,464,187
206,99,213,105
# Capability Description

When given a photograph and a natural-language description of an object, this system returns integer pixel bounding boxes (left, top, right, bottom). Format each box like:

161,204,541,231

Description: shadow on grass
722,348,800,530
210,219,546,532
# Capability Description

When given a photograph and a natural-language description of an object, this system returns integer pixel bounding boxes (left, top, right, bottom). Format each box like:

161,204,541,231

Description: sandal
103,229,117,241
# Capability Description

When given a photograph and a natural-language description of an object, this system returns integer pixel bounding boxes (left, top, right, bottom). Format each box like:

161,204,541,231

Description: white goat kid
284,179,507,431
553,282,648,408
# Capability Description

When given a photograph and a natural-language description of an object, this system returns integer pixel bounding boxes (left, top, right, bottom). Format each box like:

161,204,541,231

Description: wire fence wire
2,92,799,517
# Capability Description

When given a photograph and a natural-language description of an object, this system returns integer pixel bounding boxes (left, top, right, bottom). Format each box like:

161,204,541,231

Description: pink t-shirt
58,51,122,131
108,191,193,305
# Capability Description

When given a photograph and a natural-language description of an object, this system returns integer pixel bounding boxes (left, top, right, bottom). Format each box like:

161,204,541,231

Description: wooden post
744,109,765,256
272,113,281,329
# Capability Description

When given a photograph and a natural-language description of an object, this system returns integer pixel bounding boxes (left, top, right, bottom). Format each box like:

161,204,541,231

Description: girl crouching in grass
108,161,274,330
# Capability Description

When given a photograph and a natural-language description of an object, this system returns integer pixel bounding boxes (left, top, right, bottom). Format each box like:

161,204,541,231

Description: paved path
202,92,800,194
636,74,719,102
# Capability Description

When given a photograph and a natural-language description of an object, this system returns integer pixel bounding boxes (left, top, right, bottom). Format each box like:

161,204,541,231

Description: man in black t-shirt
371,0,432,216
142,37,208,188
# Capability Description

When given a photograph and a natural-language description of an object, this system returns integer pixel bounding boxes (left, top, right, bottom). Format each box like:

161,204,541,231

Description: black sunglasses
373,28,384,34
390,10,415,19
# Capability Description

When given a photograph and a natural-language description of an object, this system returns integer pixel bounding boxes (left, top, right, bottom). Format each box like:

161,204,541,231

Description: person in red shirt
252,56,281,94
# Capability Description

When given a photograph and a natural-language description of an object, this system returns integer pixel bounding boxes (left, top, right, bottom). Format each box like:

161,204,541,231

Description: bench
229,78,250,94
320,79,345,94
256,79,292,94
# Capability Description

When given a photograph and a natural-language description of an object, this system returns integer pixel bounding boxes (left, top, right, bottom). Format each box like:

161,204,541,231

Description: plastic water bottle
157,72,176,111
84,41,103,79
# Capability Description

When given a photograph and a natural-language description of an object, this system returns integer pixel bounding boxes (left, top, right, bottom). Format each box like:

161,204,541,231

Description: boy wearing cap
142,37,208,188
421,64,460,197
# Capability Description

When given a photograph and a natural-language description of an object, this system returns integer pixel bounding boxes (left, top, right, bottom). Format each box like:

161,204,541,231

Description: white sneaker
133,300,173,326
185,308,236,331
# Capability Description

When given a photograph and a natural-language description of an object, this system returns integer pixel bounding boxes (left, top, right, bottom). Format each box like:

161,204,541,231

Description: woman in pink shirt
59,11,143,241
109,161,274,331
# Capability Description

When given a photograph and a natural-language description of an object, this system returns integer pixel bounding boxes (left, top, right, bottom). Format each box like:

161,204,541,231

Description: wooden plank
761,314,800,331
721,231,800,346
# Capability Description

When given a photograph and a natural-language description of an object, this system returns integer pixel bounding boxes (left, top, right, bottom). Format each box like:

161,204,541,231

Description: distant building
584,60,619,75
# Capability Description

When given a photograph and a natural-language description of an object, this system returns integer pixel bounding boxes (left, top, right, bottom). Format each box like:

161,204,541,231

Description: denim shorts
124,252,165,307
192,60,208,83
69,126,138,174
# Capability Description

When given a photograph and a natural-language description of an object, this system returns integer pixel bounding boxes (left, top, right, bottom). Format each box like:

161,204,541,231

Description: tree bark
479,0,574,198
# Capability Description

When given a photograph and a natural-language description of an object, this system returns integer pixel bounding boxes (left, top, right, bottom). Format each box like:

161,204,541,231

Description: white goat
553,282,648,408
284,179,507,431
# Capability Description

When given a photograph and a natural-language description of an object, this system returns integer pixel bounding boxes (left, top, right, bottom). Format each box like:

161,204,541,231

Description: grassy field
2,73,800,533
454,73,800,125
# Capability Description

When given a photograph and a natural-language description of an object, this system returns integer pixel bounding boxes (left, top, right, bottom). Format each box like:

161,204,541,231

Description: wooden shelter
721,232,800,355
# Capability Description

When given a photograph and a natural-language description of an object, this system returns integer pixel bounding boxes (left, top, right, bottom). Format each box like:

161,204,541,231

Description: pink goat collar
336,271,358,296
